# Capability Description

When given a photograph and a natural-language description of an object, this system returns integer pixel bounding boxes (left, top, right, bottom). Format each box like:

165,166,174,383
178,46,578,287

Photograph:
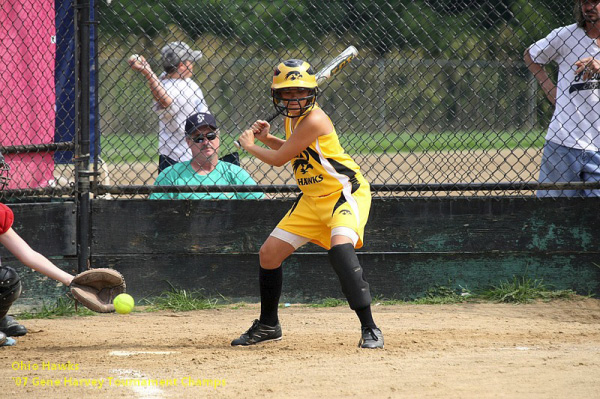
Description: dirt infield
1,299,599,398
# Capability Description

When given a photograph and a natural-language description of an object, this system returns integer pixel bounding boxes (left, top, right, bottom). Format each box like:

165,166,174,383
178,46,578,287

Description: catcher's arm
0,228,73,286
0,204,125,313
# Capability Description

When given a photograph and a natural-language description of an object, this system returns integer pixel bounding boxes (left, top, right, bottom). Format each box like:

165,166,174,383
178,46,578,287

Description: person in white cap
129,42,210,172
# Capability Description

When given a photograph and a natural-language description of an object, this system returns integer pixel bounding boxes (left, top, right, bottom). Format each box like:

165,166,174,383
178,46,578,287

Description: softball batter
233,59,383,348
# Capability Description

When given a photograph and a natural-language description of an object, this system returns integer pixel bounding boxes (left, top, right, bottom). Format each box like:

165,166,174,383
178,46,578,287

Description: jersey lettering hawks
285,106,366,204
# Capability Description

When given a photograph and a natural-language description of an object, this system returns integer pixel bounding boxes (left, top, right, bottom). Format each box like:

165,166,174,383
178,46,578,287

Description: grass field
100,130,546,164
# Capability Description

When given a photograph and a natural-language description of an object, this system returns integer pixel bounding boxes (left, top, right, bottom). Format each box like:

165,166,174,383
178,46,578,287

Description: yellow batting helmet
271,59,319,118
272,59,318,90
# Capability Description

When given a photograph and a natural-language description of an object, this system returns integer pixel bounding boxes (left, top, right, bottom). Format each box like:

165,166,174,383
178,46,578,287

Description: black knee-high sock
355,306,377,329
259,266,282,326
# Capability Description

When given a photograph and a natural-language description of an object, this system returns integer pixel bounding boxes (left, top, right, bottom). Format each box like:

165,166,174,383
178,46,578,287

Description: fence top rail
93,181,600,195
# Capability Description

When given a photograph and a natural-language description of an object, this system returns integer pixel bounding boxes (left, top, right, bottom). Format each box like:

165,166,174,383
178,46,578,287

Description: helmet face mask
0,154,10,191
271,59,319,118
272,88,317,118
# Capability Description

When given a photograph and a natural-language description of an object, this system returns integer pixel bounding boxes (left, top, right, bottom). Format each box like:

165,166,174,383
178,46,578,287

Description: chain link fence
2,0,597,200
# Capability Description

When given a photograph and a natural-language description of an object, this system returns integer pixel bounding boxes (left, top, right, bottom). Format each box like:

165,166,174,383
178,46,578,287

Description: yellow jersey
284,105,368,198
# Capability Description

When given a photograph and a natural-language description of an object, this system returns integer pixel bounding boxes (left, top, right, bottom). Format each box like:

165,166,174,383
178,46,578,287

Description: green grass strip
18,295,95,319
15,276,581,319
99,130,546,163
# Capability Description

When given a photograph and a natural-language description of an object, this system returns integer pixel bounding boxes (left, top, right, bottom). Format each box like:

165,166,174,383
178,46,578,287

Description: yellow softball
113,293,135,314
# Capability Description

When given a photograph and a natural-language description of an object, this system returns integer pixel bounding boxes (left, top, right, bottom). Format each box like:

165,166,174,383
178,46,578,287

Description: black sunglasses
189,131,218,143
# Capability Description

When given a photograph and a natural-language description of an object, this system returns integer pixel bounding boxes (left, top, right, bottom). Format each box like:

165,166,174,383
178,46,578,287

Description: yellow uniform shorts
275,183,371,250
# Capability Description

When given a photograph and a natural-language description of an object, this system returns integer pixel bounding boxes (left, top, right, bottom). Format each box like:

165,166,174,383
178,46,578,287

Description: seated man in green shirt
150,112,263,200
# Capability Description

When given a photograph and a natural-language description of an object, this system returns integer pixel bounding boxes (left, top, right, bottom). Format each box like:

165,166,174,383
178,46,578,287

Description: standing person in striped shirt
233,59,383,349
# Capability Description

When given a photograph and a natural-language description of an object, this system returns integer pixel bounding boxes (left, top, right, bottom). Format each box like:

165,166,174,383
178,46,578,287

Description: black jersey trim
287,192,303,217
332,192,347,216
326,158,360,193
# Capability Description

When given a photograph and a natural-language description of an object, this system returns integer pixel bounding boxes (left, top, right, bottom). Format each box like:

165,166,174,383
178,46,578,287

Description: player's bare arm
128,54,173,108
0,228,73,286
524,47,556,105
239,110,331,167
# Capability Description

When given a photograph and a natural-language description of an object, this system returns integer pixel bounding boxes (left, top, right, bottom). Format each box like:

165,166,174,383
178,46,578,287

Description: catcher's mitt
69,268,126,313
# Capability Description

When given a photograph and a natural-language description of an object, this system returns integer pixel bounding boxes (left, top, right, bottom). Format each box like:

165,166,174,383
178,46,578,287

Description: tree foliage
99,0,572,59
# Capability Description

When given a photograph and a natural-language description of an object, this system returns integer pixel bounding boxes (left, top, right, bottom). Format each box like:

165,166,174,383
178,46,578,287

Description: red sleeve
0,203,14,235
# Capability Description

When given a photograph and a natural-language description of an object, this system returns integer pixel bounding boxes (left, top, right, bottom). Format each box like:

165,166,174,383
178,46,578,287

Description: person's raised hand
128,54,150,74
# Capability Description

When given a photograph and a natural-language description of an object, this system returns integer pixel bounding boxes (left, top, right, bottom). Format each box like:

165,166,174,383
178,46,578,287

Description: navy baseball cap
185,112,218,135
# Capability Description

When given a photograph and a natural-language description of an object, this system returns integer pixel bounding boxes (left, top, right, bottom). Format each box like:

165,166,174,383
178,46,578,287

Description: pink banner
0,0,56,189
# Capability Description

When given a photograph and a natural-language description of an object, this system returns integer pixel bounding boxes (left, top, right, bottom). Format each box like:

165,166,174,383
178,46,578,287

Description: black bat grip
265,111,280,123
